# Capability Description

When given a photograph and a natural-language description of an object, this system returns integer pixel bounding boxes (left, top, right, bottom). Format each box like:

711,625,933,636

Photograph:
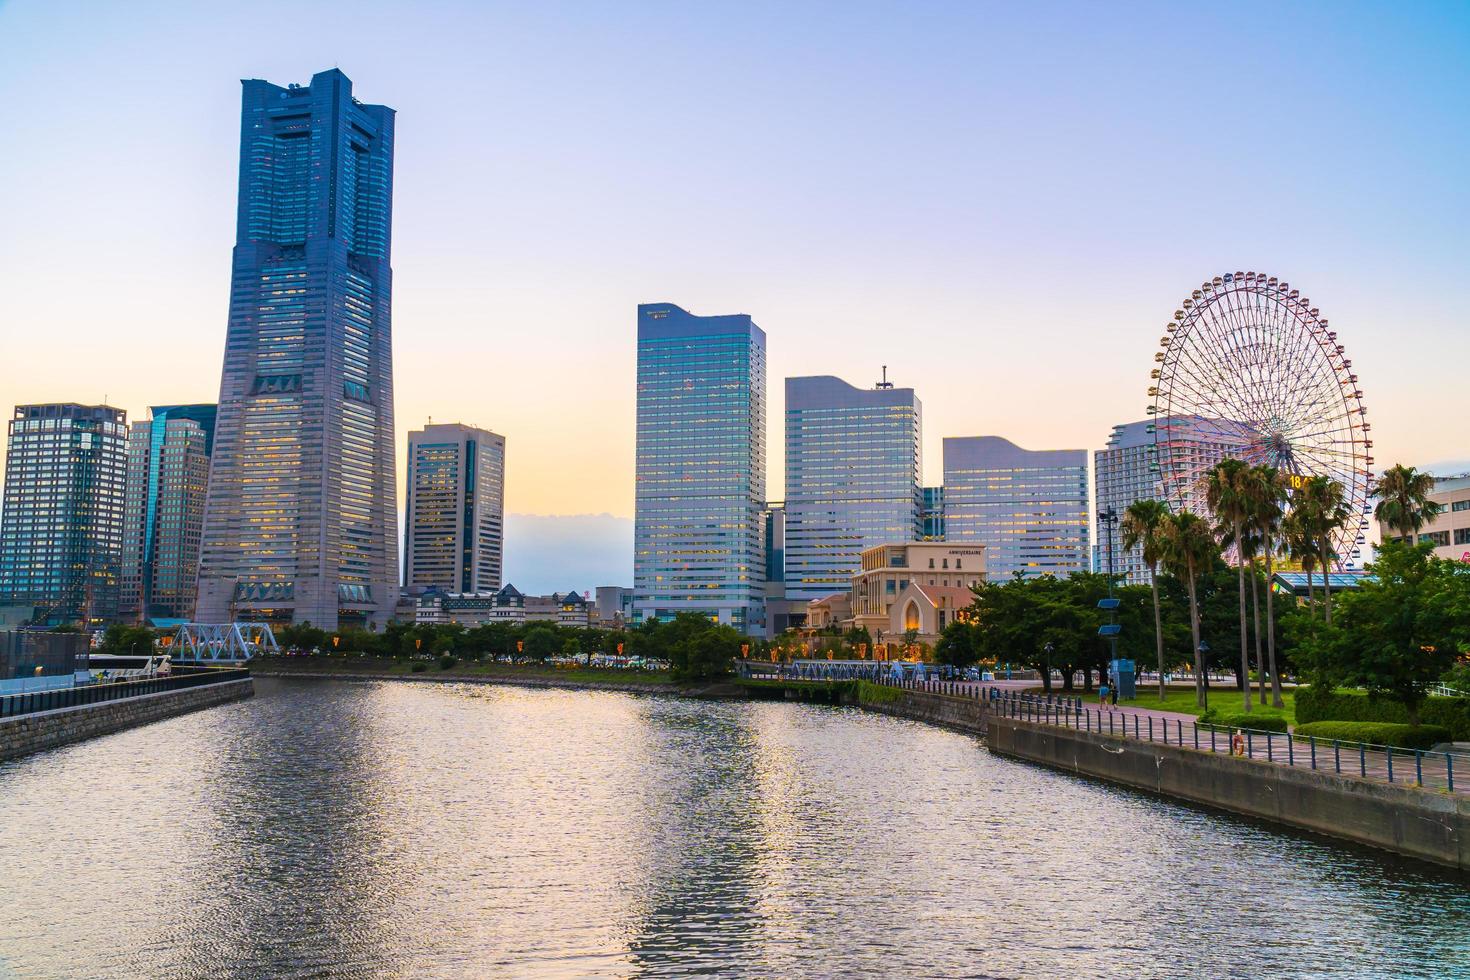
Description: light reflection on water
0,677,1465,979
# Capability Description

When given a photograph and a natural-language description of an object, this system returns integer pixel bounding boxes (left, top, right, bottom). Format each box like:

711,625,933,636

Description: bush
438,654,457,670
1295,687,1470,740
1198,710,1289,733
1294,721,1452,750
410,661,428,673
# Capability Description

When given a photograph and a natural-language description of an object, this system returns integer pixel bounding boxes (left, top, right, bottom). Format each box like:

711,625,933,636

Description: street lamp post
1101,506,1118,680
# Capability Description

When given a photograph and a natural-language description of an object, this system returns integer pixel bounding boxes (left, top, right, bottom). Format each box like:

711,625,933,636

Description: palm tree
1161,510,1217,709
1297,476,1353,625
1122,498,1170,701
1250,466,1287,707
1280,506,1319,617
1205,458,1254,713
1235,520,1267,705
1372,463,1443,544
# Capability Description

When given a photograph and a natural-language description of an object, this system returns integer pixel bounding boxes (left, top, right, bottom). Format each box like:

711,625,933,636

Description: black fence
0,668,250,720
990,690,1461,794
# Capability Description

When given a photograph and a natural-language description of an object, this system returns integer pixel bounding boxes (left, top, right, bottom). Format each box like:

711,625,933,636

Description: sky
1,1,1467,590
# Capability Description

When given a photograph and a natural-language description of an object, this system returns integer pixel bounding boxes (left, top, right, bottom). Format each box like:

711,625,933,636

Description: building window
1453,500,1470,512
1455,528,1470,545
1420,531,1449,547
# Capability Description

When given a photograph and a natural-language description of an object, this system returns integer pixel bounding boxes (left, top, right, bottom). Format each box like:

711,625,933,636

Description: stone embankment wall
988,715,1470,872
0,678,254,763
846,688,989,736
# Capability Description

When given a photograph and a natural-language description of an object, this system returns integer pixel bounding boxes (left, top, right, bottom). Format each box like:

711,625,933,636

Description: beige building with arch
848,542,985,642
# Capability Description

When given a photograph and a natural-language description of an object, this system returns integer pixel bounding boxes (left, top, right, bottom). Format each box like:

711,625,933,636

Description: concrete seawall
0,678,255,762
988,714,1470,872
847,688,988,737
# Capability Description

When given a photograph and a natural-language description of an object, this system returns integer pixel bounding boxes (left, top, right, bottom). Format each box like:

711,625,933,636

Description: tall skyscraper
783,375,921,601
197,69,399,630
0,404,129,627
403,423,505,594
634,302,766,634
943,436,1089,581
1093,419,1157,585
119,405,216,622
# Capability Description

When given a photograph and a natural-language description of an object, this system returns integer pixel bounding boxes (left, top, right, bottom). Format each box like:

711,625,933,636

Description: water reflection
0,678,1465,978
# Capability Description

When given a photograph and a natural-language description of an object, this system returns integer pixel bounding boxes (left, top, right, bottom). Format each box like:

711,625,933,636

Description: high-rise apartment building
943,436,1089,581
120,405,216,622
783,375,921,601
197,69,399,630
634,302,766,634
1093,419,1156,585
0,404,129,627
403,424,505,594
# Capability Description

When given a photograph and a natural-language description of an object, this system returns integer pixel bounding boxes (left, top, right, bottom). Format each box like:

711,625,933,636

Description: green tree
933,621,981,670
102,624,155,657
1205,458,1255,712
521,624,559,663
1301,541,1470,724
1161,510,1218,708
1296,476,1353,625
1250,466,1288,707
1372,463,1443,544
1281,506,1320,616
1122,498,1170,701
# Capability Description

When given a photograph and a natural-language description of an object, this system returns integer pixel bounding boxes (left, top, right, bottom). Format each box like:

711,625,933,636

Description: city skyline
2,3,1467,536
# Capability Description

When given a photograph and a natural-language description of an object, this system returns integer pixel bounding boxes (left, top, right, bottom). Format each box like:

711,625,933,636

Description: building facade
1377,473,1470,562
921,485,945,540
783,375,922,602
0,404,129,628
403,423,505,595
1093,419,1156,585
197,69,399,630
848,541,986,639
415,585,591,628
633,303,767,634
120,405,215,622
943,436,1089,581
594,585,633,627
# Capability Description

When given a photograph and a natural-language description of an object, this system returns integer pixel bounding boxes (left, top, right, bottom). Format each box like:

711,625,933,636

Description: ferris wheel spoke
1152,274,1369,534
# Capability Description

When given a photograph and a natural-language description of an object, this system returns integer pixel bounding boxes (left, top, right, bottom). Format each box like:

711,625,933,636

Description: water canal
0,677,1465,978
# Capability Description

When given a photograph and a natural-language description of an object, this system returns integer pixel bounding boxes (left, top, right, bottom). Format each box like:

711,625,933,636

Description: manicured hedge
1294,721,1452,750
1294,687,1470,740
1198,711,1289,733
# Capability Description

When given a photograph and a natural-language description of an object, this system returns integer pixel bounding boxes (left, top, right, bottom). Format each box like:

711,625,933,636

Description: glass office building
634,302,766,634
120,405,216,622
0,404,129,627
943,436,1089,581
197,69,399,630
783,375,921,601
1093,419,1157,585
403,424,505,594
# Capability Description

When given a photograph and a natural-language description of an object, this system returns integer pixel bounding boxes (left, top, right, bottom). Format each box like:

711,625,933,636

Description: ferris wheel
1147,271,1373,568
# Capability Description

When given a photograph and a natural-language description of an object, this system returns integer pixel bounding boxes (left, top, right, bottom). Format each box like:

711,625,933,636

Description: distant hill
502,513,633,596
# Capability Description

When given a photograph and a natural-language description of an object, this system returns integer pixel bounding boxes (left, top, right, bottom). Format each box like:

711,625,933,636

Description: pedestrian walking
1098,682,1110,709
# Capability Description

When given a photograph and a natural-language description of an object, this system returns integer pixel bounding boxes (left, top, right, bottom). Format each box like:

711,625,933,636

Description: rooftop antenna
875,366,893,389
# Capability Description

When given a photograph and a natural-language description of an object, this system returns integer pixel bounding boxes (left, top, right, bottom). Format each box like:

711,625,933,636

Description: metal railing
0,668,249,720
989,690,1462,794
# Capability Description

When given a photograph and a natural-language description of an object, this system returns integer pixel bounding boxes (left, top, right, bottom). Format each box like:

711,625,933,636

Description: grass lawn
1024,684,1299,724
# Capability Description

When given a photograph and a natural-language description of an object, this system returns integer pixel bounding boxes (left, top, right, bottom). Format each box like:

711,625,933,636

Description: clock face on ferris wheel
1148,271,1373,568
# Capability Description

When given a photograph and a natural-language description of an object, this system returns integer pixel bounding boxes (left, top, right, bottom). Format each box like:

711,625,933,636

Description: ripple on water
0,677,1465,979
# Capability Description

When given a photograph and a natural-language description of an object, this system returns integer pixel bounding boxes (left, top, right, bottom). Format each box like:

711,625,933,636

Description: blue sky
1,1,1466,589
